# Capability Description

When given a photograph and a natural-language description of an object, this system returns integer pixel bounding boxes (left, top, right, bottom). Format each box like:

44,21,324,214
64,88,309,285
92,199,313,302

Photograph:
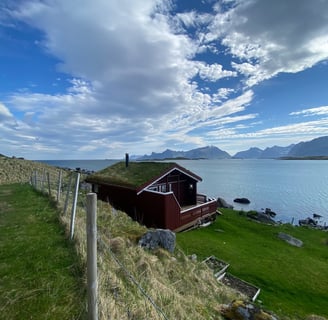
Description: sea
39,159,328,225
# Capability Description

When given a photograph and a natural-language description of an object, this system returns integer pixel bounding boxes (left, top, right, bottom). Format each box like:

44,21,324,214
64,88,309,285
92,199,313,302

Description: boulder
221,300,278,320
264,208,276,217
217,197,234,209
234,197,251,204
139,229,176,253
248,212,276,225
299,217,317,227
278,232,303,247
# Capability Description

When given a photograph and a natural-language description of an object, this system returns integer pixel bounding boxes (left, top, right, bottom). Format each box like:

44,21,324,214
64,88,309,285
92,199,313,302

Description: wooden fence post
33,170,38,189
64,174,73,215
69,172,80,240
47,172,51,197
57,170,63,203
86,193,98,320
41,168,46,192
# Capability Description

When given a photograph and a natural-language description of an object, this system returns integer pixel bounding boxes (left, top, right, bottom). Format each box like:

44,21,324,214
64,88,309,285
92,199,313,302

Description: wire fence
29,168,170,320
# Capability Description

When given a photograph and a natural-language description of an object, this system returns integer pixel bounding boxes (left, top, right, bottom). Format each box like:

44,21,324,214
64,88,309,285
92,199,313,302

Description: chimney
125,153,129,167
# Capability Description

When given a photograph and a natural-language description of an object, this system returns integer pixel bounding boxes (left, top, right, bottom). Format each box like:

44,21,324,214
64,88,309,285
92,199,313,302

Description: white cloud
197,62,237,81
0,102,13,120
207,0,328,86
290,106,328,117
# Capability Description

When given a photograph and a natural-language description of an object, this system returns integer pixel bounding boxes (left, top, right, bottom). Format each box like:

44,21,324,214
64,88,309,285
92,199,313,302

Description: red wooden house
86,161,217,231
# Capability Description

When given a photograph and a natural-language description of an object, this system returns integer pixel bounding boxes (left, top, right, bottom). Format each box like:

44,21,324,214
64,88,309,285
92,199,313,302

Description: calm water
39,159,328,224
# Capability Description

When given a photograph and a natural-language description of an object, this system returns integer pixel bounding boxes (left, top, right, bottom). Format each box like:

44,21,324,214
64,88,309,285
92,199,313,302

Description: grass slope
0,184,86,319
0,157,62,185
3,157,327,319
177,209,328,319
0,158,241,319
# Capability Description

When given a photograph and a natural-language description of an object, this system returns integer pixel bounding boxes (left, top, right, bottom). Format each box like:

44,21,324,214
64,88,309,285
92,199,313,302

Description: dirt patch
203,255,229,276
219,273,260,301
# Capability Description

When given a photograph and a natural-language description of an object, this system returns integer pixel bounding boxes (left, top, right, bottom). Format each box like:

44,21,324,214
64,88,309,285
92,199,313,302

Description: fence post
69,172,80,240
41,168,46,192
47,172,51,196
57,170,63,203
64,174,73,215
33,170,38,189
86,193,98,320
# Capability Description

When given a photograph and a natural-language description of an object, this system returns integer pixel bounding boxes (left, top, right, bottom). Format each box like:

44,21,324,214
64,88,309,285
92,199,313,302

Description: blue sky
1,0,328,159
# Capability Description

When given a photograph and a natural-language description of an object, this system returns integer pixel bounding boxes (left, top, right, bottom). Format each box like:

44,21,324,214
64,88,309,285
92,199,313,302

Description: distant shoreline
279,156,328,160
141,156,328,161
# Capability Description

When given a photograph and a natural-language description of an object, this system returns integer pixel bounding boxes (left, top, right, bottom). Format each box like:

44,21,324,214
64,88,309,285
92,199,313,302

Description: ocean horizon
38,158,328,225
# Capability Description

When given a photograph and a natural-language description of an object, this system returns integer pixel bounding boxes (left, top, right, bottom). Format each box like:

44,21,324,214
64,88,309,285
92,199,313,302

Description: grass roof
86,161,177,189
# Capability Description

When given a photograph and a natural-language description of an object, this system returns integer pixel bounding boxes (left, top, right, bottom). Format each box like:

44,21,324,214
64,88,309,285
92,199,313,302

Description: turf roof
86,161,177,189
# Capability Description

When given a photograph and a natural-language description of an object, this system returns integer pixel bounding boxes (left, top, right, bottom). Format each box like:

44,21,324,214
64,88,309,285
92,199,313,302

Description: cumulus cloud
0,102,13,120
197,62,237,81
207,0,328,86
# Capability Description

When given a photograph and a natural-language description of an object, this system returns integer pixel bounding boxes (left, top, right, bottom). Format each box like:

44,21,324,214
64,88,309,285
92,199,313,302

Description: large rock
217,197,233,209
247,212,276,225
234,197,250,204
139,229,176,253
221,300,278,320
278,232,303,247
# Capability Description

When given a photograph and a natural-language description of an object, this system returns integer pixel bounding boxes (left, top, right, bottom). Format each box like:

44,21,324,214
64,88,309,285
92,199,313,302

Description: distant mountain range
137,136,328,160
234,145,295,159
137,146,230,160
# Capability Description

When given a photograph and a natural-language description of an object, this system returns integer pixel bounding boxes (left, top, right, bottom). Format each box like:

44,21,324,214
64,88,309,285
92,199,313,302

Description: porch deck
175,194,217,232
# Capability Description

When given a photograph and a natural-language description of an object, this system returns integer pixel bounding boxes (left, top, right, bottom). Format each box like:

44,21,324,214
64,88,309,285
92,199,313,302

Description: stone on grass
221,300,278,320
278,232,303,247
139,229,176,253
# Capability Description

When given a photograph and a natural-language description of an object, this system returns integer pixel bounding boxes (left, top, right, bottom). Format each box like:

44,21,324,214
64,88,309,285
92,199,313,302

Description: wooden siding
149,169,197,207
138,190,217,231
94,184,137,218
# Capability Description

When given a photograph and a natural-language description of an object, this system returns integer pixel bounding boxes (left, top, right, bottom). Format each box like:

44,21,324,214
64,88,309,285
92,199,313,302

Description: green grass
0,183,86,319
86,161,176,188
176,209,328,319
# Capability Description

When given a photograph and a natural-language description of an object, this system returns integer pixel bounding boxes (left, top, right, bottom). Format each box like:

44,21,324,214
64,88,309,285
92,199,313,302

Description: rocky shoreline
217,197,328,230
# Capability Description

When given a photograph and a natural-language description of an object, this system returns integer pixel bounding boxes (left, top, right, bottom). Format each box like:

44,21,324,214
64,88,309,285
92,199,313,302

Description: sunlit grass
177,209,328,319
0,184,86,319
1,158,243,319
4,157,327,319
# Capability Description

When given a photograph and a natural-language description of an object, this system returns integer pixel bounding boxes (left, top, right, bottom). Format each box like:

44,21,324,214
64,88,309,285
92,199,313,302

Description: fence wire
30,168,170,320
98,236,170,320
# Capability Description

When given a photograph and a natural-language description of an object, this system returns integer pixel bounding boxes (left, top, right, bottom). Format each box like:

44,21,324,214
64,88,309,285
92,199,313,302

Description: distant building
86,161,217,231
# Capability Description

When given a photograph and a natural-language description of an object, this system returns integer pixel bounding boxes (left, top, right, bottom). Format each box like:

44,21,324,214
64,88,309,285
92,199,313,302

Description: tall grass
0,156,61,185
61,198,242,319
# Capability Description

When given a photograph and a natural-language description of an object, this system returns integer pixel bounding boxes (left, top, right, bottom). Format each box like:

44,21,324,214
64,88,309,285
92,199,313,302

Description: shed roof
86,161,202,190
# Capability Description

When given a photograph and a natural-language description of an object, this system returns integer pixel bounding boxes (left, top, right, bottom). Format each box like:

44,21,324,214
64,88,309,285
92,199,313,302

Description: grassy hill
0,157,241,319
177,210,328,319
0,156,61,185
1,156,327,319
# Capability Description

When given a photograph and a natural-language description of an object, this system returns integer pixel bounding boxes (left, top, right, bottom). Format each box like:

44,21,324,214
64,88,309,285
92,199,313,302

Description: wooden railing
180,196,217,220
